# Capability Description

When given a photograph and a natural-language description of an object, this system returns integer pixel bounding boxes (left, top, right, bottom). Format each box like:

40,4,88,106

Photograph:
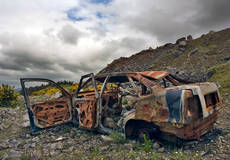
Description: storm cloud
0,0,230,87
192,0,230,29
58,24,82,45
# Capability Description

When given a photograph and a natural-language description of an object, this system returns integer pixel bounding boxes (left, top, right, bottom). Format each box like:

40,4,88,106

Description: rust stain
32,99,70,128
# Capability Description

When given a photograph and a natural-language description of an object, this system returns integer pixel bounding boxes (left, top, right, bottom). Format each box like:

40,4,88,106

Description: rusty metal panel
77,98,97,129
128,73,157,88
139,71,169,80
32,99,71,128
134,93,170,123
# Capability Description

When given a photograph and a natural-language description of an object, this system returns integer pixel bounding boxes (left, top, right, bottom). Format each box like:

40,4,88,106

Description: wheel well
125,119,159,138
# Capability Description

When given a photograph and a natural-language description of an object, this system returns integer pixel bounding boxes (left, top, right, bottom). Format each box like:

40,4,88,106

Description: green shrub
0,84,19,108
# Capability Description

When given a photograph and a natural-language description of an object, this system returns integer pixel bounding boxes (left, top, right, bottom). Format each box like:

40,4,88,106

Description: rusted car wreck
20,71,222,141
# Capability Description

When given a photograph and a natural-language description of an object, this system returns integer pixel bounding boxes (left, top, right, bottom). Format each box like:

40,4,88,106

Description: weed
135,134,153,153
90,146,101,157
109,131,128,144
142,134,152,152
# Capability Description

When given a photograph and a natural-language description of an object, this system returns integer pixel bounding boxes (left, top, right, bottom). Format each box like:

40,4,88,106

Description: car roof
95,71,169,83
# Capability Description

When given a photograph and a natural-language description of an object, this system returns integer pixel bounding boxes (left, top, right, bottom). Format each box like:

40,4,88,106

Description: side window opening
24,81,65,105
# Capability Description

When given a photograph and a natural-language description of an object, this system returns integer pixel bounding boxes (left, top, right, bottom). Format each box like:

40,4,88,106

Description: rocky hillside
99,28,230,84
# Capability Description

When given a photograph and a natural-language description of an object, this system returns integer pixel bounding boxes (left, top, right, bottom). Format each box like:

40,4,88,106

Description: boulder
176,37,186,44
148,47,153,50
187,35,193,40
173,51,182,58
179,40,186,47
190,48,199,55
164,43,174,48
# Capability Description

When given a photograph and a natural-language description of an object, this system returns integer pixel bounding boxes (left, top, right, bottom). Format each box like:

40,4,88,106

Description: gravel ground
0,97,229,160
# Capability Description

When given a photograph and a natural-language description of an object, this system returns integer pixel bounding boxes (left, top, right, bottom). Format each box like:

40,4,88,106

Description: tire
135,127,152,142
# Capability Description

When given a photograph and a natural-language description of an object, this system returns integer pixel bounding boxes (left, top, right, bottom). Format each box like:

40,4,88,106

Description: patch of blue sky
96,12,116,19
90,0,112,5
66,8,86,21
96,12,104,19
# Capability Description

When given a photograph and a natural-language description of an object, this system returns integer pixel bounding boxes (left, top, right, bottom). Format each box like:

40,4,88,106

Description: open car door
20,78,73,133
74,73,99,130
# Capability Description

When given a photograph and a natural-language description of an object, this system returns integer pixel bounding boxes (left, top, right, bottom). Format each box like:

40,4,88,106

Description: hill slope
99,28,230,83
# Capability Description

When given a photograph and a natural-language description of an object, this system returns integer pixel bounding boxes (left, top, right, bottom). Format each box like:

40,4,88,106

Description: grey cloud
0,31,129,87
119,37,147,50
58,24,82,45
0,48,55,71
122,3,195,43
120,0,230,43
192,0,230,29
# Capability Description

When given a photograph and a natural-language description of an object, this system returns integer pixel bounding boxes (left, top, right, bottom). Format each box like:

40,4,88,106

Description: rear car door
74,73,99,129
20,78,73,133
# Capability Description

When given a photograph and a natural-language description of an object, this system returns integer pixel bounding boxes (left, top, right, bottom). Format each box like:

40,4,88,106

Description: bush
0,84,19,108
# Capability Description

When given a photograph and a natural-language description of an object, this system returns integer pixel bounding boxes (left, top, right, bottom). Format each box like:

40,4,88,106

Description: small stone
173,52,181,58
49,150,56,156
22,114,30,127
101,135,113,142
68,146,74,152
56,143,63,150
30,143,36,148
200,151,207,156
31,150,42,160
50,143,57,150
3,150,22,159
100,146,109,151
158,147,165,153
179,47,185,52
26,134,30,138
32,137,40,143
8,139,20,148
153,142,160,149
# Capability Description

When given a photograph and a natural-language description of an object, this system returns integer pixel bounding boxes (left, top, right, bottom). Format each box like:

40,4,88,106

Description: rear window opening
205,92,219,107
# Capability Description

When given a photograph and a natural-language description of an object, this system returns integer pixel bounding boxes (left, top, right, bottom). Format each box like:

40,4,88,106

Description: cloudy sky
0,0,230,87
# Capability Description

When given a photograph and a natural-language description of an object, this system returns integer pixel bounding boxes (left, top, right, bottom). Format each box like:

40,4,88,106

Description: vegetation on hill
209,61,230,97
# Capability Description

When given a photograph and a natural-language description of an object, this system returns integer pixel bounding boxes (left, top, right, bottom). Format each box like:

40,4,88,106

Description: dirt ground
0,96,230,160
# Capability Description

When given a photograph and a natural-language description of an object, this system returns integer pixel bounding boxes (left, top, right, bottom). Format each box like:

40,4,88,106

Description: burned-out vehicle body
20,71,222,141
